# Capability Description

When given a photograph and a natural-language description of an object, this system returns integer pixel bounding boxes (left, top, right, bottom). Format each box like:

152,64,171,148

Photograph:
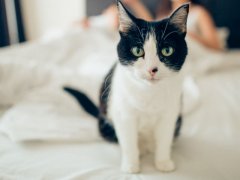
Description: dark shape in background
199,0,240,48
0,0,10,47
14,0,26,43
0,0,25,47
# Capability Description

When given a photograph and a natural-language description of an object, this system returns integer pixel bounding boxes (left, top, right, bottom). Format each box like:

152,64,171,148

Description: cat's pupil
166,48,170,53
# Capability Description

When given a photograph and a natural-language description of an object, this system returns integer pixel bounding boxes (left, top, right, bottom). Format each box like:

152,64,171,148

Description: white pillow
0,87,101,142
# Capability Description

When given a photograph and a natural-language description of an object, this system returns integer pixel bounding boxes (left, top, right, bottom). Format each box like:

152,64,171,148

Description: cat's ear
169,3,189,34
117,0,135,32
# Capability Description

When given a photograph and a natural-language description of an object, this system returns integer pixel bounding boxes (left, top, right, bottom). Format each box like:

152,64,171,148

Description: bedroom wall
21,0,86,40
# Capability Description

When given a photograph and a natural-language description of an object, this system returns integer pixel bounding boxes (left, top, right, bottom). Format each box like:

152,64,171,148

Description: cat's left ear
117,0,136,32
169,3,190,34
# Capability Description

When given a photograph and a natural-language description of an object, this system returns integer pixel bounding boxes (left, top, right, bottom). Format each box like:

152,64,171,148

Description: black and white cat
64,1,189,174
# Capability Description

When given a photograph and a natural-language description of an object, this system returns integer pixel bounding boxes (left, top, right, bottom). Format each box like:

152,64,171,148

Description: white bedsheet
0,29,240,179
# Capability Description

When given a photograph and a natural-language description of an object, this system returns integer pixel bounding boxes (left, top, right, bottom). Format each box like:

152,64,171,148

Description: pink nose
149,67,158,76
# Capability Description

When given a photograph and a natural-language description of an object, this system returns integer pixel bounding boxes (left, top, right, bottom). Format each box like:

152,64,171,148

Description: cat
64,1,189,174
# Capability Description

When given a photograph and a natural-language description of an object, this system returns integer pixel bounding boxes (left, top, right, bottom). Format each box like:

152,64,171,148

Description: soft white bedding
0,28,240,179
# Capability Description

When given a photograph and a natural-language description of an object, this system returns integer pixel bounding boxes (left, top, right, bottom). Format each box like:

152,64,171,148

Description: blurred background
0,0,240,48
0,0,85,45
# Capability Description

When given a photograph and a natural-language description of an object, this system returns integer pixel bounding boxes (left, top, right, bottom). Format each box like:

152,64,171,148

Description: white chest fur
108,64,183,153
109,65,182,115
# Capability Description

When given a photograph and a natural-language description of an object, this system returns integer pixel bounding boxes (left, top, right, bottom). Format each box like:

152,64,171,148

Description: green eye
131,47,144,57
161,46,175,57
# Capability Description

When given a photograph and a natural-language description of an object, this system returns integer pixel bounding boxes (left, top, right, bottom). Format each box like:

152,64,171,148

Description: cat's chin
141,78,161,85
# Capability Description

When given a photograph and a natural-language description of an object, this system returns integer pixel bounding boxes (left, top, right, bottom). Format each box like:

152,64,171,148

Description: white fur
108,33,183,173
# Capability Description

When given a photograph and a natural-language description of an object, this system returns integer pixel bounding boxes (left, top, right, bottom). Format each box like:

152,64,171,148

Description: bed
0,1,240,180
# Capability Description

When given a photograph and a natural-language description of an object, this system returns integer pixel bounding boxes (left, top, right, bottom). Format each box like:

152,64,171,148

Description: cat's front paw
155,159,175,172
121,162,140,174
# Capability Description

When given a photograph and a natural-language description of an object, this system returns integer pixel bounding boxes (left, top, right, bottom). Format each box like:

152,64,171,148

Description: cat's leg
154,111,179,172
113,114,140,173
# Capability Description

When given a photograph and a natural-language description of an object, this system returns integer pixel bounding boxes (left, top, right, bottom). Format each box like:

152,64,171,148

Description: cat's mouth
133,72,161,84
149,78,160,82
149,78,160,83
143,77,161,84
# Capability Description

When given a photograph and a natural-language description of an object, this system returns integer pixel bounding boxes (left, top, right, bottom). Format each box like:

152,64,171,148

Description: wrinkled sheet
0,29,240,179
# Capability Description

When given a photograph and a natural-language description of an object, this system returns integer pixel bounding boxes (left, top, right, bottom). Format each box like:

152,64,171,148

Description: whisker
104,72,113,88
136,25,144,41
101,84,111,101
160,19,170,43
163,30,179,41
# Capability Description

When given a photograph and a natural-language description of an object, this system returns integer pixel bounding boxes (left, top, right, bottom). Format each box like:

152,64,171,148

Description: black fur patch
99,64,116,115
174,115,183,138
98,115,118,142
98,64,118,143
64,87,99,118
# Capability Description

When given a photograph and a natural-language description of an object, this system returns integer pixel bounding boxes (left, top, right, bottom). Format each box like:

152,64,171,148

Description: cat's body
64,1,189,174
108,63,183,153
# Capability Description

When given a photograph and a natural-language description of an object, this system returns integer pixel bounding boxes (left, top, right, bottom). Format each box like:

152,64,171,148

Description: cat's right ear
117,0,135,32
169,3,189,34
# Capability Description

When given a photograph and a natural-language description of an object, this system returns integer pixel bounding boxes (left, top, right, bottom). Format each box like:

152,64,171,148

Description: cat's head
117,1,189,84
